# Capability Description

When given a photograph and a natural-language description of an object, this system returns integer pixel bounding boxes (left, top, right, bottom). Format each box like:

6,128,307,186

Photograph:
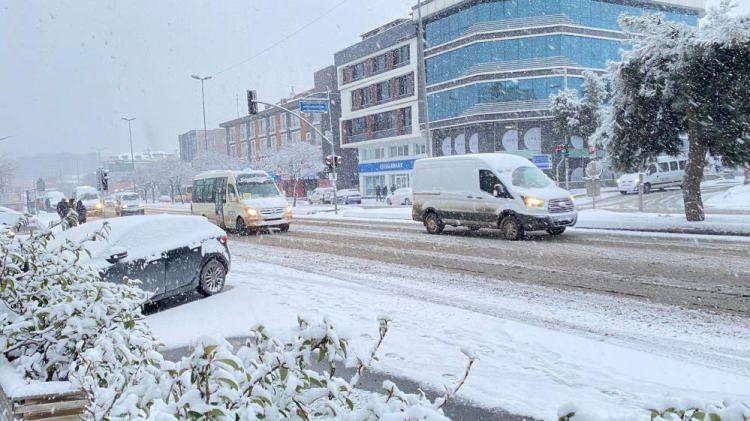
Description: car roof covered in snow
48,214,224,269
415,153,533,171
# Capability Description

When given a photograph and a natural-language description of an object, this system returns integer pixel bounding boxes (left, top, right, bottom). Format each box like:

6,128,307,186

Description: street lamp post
121,117,136,189
191,74,212,154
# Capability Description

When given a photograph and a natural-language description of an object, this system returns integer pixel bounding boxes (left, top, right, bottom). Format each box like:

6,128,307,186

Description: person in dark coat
56,198,69,218
75,200,87,224
375,185,381,202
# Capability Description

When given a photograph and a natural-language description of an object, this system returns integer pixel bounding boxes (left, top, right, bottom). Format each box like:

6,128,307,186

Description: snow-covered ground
147,243,750,420
296,205,750,235
705,183,750,210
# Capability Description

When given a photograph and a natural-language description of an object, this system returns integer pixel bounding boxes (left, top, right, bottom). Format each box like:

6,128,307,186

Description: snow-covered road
147,223,750,420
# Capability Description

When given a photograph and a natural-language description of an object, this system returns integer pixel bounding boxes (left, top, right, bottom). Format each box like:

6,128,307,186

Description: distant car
336,189,362,205
308,187,334,204
386,188,413,206
158,195,172,203
49,215,231,302
115,192,145,216
74,186,104,216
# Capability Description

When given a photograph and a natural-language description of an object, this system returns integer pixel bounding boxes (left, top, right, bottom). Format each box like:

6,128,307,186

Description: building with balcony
219,66,357,194
335,19,427,197
415,0,703,181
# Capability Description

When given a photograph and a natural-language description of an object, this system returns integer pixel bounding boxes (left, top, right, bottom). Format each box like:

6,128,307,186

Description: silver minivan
411,153,577,240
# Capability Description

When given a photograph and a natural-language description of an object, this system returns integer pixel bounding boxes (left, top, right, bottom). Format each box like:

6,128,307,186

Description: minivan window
79,193,98,201
647,164,658,175
669,162,678,171
659,162,670,172
121,194,140,201
237,176,281,199
510,166,552,188
479,170,501,194
679,160,687,170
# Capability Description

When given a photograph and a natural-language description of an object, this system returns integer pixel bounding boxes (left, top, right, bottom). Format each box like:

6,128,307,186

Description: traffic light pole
251,99,339,214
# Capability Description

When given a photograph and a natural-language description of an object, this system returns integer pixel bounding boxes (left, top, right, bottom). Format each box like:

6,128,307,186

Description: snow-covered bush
558,400,750,421
0,217,159,386
85,316,475,420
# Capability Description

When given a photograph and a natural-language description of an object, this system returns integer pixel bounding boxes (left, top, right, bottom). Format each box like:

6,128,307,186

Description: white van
617,156,687,194
191,170,292,232
411,153,577,240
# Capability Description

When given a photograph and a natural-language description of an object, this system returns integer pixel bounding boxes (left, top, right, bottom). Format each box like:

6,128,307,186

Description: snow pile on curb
705,184,750,210
576,209,750,235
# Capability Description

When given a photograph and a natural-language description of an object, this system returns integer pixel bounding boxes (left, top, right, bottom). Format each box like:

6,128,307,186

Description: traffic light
562,144,570,156
247,90,258,115
555,144,563,153
324,155,342,171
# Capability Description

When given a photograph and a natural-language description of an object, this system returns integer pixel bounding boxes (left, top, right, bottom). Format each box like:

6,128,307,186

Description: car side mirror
106,249,128,264
228,193,237,202
493,184,507,198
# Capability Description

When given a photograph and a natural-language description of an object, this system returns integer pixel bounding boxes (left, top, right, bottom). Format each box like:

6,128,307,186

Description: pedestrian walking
390,184,396,195
56,198,69,218
76,200,87,224
375,185,381,202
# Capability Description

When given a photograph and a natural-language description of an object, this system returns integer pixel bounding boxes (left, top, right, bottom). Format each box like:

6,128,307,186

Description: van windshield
121,194,140,201
236,176,280,199
79,193,99,201
510,166,552,188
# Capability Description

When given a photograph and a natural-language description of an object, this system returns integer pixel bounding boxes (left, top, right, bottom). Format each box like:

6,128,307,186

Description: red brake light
219,234,228,244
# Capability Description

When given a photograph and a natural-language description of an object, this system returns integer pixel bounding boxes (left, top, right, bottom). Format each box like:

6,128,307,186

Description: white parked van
411,153,577,240
191,170,292,232
617,156,687,194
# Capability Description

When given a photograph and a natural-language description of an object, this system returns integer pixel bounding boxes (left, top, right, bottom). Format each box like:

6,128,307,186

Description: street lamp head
191,75,201,80
122,117,135,122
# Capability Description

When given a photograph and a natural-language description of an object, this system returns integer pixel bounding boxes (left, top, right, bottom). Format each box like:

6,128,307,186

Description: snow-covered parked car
0,206,23,228
386,188,412,206
49,214,230,302
336,189,362,205
308,187,334,204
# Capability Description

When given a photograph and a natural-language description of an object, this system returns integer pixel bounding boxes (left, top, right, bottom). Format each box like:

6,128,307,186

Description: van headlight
122,204,128,209
522,196,544,208
138,203,144,208
95,203,103,210
245,207,258,217
285,205,292,214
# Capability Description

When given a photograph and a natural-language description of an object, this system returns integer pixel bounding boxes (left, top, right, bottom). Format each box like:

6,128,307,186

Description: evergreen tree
606,3,750,221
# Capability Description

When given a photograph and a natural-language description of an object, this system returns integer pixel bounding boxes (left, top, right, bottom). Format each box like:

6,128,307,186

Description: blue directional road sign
531,154,552,170
300,101,329,113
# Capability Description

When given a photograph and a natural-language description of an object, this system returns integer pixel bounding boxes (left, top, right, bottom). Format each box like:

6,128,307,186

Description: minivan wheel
198,258,226,296
278,224,290,233
424,213,444,235
404,198,411,206
547,227,566,236
500,216,524,241
643,183,651,194
386,198,392,206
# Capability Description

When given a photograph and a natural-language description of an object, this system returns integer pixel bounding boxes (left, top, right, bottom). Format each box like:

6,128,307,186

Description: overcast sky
1,0,747,158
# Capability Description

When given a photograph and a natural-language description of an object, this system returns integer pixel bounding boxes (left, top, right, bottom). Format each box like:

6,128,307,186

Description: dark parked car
51,215,230,301
336,189,362,205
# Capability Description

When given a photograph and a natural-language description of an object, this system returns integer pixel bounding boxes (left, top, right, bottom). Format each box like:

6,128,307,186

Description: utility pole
122,117,136,189
326,90,339,215
416,0,433,157
191,74,212,154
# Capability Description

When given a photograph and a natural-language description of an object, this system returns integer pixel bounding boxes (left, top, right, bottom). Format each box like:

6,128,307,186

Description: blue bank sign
358,159,416,174
531,154,552,170
300,101,329,113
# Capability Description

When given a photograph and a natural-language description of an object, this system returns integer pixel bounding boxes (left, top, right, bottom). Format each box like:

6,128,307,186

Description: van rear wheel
500,216,524,241
547,227,566,236
424,213,444,235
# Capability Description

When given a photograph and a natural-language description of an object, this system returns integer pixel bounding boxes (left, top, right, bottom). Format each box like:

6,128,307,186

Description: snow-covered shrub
558,400,750,421
0,217,159,386
89,316,475,420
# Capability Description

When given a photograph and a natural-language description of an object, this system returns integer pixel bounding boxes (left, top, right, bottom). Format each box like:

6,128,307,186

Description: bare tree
264,143,324,206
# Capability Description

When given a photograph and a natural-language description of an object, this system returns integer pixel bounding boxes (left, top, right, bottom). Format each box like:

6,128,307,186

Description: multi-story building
178,129,226,161
220,66,357,194
415,0,703,181
335,19,427,197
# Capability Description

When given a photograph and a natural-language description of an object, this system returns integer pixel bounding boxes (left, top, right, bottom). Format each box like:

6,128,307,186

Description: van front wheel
500,216,524,241
424,213,444,235
547,227,565,236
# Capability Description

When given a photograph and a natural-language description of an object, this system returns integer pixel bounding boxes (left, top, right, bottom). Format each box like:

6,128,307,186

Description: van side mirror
228,193,237,202
493,184,508,198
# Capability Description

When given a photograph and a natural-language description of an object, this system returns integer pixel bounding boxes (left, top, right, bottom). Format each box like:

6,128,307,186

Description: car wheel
643,183,651,194
404,198,411,206
236,217,246,234
500,215,524,241
424,212,444,235
620,191,627,195
198,258,226,296
386,198,392,206
547,227,566,236
469,225,480,232
279,224,290,233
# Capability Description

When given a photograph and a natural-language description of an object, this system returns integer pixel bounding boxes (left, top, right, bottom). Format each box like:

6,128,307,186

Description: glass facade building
421,0,702,179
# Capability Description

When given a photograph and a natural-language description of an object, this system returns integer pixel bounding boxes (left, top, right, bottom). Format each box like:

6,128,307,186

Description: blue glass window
427,76,584,121
425,0,699,47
